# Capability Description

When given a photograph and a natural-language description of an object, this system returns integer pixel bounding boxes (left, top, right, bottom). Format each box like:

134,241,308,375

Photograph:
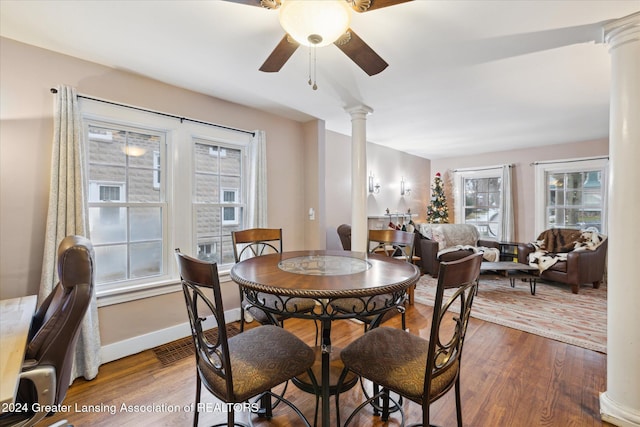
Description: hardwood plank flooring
43,303,610,426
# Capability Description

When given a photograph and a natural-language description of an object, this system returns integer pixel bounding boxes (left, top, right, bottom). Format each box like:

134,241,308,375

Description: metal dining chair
333,229,416,331
339,253,483,427
368,228,419,305
174,249,316,427
329,229,418,417
231,228,316,332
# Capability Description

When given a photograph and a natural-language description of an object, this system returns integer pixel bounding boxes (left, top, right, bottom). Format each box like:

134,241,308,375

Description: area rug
414,274,607,353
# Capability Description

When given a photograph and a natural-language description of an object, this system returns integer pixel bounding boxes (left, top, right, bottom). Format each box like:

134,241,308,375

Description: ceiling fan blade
352,0,412,12
221,0,280,9
259,35,300,72
334,29,388,76
221,0,263,7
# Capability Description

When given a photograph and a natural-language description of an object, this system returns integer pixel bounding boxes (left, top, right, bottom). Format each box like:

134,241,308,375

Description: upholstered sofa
517,228,607,294
418,223,500,277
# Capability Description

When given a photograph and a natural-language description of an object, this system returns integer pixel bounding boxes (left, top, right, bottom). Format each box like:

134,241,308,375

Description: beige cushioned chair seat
199,325,315,402
340,326,458,403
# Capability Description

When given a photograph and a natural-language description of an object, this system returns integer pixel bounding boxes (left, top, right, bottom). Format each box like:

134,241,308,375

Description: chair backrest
368,229,415,261
174,249,235,401
26,235,95,404
423,253,482,403
231,228,282,263
337,224,352,251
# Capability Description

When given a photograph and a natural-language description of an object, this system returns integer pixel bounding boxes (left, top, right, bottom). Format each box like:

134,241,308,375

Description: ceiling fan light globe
278,0,351,47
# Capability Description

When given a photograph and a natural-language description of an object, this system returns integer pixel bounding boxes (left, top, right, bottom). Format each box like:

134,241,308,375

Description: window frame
534,157,608,236
80,98,254,306
453,168,504,241
192,138,246,268
84,115,170,304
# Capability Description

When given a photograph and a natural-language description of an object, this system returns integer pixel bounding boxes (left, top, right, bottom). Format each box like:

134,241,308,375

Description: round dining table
230,249,421,427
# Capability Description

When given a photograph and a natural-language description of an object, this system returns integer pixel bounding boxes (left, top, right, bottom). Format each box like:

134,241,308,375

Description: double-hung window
193,140,245,266
86,123,166,286
534,157,608,234
454,167,512,241
81,98,254,304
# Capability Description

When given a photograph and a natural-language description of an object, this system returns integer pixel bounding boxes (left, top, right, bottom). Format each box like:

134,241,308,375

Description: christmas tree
426,172,449,223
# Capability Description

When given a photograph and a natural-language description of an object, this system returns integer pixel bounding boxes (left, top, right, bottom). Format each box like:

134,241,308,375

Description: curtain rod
50,88,255,137
453,164,512,173
530,156,609,166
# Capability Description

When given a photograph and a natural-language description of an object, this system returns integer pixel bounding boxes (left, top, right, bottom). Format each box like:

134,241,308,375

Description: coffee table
480,261,539,295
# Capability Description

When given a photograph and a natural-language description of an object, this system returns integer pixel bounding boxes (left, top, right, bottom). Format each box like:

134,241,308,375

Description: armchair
518,228,607,294
418,223,500,277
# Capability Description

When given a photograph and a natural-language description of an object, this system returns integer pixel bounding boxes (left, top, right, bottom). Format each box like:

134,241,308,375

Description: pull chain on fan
308,44,318,90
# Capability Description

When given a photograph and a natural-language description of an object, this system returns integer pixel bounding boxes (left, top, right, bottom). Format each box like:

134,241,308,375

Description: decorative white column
601,12,640,427
346,105,372,252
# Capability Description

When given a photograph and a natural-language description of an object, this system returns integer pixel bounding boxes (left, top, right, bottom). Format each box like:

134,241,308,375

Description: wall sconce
400,177,411,196
368,172,381,194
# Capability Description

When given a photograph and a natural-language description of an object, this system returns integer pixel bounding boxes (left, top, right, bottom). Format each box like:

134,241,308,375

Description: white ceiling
1,1,638,159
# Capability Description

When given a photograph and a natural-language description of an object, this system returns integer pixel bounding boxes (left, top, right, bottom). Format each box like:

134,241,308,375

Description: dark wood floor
44,302,610,427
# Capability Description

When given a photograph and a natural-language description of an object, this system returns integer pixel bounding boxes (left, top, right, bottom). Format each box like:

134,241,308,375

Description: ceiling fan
224,0,412,76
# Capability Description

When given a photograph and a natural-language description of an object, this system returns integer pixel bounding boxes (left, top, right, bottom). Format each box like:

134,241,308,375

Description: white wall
324,131,431,249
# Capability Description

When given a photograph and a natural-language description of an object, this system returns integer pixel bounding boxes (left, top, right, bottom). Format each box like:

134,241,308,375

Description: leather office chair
174,249,315,427
339,253,482,427
0,235,95,427
231,228,315,332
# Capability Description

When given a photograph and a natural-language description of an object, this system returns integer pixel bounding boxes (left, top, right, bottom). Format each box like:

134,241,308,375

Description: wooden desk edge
0,295,37,408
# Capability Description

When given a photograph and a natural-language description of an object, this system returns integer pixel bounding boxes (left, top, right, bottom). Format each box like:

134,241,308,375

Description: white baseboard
100,308,241,364
600,392,640,427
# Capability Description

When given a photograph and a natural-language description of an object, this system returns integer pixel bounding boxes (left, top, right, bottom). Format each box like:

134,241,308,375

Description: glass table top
278,255,371,276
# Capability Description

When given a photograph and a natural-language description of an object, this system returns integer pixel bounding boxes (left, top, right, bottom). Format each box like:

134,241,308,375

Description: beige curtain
500,164,515,242
247,130,268,228
39,85,101,381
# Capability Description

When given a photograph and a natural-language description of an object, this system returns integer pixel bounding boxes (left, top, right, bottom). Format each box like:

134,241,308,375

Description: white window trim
453,166,504,240
534,157,608,236
80,98,253,307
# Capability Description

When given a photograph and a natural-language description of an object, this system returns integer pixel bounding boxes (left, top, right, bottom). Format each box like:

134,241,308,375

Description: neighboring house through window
193,140,244,266
81,98,254,304
86,122,165,287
